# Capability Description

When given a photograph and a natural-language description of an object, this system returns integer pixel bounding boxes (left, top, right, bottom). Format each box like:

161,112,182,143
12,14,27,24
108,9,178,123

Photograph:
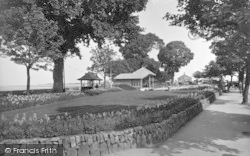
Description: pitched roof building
114,67,156,88
178,73,192,83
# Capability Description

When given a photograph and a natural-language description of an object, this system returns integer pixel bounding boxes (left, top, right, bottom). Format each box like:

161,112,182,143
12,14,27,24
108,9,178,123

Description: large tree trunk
171,74,174,84
238,68,245,94
218,75,223,95
164,68,174,84
242,54,250,104
26,66,31,95
103,73,106,89
53,58,64,92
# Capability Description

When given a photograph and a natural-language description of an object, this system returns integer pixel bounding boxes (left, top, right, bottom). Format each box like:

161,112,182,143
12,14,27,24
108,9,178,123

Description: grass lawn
1,90,187,121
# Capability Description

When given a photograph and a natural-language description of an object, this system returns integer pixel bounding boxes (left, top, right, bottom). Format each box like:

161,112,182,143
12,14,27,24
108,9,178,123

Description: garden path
110,91,250,156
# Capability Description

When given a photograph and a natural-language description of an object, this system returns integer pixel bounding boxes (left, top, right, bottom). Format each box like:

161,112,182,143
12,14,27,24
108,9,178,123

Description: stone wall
0,95,217,156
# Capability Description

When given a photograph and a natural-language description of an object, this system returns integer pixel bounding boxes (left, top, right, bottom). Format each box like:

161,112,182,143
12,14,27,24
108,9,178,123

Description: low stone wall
0,104,202,156
0,94,218,156
200,92,218,109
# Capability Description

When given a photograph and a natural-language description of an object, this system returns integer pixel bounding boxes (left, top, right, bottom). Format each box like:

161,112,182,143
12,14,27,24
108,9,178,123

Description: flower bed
0,92,85,113
169,84,214,92
0,87,122,113
0,96,200,141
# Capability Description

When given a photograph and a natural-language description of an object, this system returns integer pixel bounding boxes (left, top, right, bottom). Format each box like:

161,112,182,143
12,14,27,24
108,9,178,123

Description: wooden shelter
113,67,156,89
78,72,101,92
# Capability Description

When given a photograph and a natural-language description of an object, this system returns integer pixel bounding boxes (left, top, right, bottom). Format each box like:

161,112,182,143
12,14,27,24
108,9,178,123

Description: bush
0,96,200,141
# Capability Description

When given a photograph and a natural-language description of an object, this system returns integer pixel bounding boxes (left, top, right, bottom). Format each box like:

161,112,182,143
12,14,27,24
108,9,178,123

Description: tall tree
158,41,194,82
203,61,224,78
120,33,165,60
0,3,63,93
0,45,52,94
88,44,116,88
164,0,250,104
216,55,243,82
0,0,149,92
119,32,164,75
210,32,248,99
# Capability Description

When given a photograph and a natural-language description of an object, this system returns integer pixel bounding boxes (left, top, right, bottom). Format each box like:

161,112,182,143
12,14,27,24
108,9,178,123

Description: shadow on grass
141,95,176,101
148,109,250,156
52,105,136,118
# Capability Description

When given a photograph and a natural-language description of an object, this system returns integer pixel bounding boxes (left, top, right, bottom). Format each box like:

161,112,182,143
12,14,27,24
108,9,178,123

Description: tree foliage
216,55,243,76
120,33,165,59
193,71,204,79
203,60,224,78
165,0,250,40
0,0,149,92
164,0,250,104
0,2,63,57
158,41,194,81
0,3,63,93
88,44,116,88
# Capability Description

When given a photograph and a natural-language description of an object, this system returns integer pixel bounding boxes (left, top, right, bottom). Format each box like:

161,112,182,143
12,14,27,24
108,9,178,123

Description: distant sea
0,83,80,91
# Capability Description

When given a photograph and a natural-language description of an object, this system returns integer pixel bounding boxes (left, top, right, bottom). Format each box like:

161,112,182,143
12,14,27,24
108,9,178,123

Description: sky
0,0,216,86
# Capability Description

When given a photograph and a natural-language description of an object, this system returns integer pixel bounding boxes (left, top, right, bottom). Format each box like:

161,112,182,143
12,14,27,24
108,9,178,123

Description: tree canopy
120,33,165,59
165,0,250,40
88,44,116,88
193,71,204,79
0,3,63,93
158,41,194,81
203,60,224,78
0,0,149,92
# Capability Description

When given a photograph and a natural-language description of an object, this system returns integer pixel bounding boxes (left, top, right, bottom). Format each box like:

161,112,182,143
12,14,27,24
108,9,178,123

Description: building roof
178,73,192,80
114,67,156,80
78,72,102,81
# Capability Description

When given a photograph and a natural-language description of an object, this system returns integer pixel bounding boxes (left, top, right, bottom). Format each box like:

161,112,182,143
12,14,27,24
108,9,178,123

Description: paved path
110,92,250,156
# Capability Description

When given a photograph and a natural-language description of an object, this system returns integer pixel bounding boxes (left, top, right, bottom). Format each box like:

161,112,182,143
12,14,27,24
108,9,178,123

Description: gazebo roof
78,72,102,81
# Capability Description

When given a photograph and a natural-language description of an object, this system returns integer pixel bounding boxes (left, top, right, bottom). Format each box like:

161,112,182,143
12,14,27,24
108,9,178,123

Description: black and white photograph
0,0,250,156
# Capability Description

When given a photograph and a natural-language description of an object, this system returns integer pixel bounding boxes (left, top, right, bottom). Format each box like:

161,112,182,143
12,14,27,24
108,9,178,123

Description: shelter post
141,79,143,88
148,76,151,88
80,80,82,92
